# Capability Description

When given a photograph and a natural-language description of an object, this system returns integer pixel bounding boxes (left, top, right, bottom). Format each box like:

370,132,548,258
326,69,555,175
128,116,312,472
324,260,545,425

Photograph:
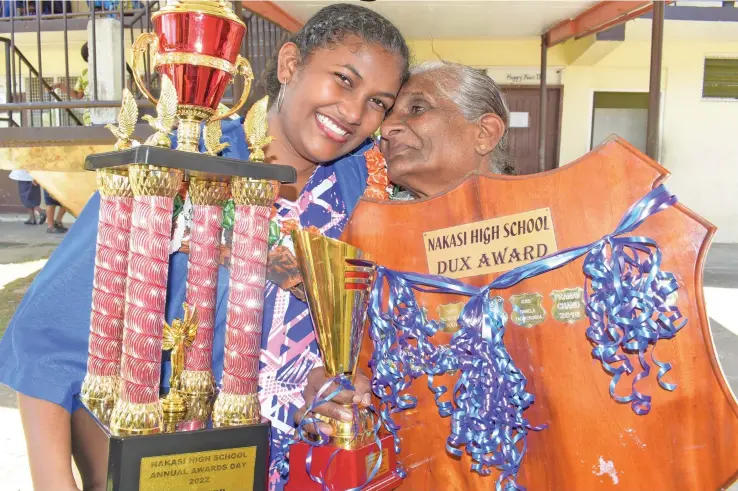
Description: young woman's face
278,36,405,163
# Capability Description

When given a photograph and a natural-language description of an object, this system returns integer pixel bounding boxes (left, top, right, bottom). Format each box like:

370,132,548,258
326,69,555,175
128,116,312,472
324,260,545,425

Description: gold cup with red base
131,0,252,153
287,231,403,491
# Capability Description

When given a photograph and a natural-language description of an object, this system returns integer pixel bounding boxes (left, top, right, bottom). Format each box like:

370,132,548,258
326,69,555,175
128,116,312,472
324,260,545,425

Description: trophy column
109,164,183,435
79,168,133,423
177,177,230,430
213,177,279,426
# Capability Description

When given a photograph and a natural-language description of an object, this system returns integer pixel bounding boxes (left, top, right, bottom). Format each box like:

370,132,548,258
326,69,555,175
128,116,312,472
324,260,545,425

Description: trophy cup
76,2,295,489
130,0,252,153
286,230,402,491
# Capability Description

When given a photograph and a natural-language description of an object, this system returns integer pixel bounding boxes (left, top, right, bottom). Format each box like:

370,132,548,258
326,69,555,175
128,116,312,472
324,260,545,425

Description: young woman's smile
315,112,351,143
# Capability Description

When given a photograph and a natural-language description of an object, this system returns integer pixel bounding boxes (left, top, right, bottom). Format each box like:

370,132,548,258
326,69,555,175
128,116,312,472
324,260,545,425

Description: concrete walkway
0,214,74,265
0,218,736,490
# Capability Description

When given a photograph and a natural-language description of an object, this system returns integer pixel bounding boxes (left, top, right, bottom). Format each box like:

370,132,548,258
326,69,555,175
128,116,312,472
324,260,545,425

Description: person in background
54,43,90,125
9,169,46,225
44,189,68,233
54,41,136,124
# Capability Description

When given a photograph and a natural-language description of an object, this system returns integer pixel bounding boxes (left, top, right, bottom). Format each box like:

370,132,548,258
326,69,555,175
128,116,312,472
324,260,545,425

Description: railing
0,1,158,127
243,9,291,109
1,36,83,126
0,1,291,131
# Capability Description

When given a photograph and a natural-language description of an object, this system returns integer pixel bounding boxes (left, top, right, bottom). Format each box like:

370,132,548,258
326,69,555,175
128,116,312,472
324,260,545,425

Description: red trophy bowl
131,0,252,152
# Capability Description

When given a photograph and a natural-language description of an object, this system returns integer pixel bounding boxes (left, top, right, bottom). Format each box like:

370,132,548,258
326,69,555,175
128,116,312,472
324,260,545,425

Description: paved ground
0,214,73,265
0,218,736,490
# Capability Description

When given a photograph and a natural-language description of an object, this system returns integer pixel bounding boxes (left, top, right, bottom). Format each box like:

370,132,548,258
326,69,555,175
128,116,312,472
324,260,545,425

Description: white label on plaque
510,112,530,128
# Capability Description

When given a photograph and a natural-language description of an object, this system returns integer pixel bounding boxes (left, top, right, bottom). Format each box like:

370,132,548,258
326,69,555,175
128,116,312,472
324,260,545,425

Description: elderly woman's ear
474,112,506,158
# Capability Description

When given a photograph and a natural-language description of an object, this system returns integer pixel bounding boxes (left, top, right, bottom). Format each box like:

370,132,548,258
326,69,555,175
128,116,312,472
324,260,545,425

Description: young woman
298,61,513,491
0,4,409,490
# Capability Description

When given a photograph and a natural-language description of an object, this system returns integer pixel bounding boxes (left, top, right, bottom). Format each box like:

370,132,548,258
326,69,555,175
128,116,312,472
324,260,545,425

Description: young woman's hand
294,367,371,435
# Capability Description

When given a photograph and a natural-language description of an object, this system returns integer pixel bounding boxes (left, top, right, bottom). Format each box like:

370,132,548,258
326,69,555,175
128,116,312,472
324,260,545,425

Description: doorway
500,86,562,175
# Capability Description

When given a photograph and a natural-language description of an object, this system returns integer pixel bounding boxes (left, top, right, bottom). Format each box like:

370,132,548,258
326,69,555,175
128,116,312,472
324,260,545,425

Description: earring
479,145,487,152
277,82,286,113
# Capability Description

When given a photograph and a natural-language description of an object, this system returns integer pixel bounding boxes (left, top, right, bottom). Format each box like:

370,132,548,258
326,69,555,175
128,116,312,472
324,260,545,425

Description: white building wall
560,40,738,242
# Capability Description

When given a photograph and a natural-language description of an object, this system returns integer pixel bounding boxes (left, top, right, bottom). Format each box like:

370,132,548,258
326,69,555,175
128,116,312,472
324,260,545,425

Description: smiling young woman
0,5,408,491
264,9,408,200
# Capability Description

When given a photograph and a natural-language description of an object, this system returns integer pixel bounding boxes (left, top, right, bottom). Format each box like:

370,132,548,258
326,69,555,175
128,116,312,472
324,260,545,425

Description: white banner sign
486,67,564,86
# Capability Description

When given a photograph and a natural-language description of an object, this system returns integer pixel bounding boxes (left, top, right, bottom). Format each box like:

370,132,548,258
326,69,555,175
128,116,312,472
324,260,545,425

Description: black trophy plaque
77,398,270,491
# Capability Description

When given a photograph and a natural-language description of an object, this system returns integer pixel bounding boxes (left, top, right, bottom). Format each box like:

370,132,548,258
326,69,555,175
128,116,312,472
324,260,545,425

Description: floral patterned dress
259,165,350,489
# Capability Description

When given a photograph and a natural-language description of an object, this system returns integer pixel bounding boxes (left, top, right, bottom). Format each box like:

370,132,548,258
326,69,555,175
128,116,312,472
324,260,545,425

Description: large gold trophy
286,231,402,491
78,2,295,490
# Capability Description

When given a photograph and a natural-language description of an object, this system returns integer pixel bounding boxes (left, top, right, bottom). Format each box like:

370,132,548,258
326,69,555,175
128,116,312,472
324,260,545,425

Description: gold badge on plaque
509,292,546,328
437,302,466,333
550,287,585,324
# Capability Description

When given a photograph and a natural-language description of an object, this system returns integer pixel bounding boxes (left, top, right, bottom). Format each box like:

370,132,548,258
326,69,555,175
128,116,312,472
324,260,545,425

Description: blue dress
0,117,371,491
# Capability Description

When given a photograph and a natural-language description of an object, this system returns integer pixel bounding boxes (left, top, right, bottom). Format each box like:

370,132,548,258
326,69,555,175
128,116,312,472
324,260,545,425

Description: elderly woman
382,60,514,199
296,60,513,488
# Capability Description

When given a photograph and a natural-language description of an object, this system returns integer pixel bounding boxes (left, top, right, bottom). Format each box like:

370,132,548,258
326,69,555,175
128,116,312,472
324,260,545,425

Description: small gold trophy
286,231,402,490
160,303,199,432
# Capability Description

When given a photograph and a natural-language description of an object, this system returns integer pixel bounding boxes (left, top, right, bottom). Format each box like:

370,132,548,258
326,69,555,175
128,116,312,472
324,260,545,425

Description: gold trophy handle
210,55,253,122
131,32,159,105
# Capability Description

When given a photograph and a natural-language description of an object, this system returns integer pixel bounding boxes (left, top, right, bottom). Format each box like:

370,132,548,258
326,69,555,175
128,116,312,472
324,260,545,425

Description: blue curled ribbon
368,268,544,491
367,184,684,489
274,375,384,491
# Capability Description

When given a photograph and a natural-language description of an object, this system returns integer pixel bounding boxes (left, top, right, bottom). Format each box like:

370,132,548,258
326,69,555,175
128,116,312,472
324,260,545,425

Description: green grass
0,272,38,339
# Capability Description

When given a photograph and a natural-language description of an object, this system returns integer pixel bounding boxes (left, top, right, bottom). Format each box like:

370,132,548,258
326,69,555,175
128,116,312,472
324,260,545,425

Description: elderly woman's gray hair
410,61,514,175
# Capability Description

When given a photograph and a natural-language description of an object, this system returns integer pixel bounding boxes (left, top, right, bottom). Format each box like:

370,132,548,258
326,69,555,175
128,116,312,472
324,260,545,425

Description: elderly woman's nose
380,115,405,139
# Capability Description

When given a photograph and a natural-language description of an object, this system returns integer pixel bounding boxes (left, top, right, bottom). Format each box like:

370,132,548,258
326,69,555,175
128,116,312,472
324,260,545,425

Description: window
591,92,649,153
703,57,738,100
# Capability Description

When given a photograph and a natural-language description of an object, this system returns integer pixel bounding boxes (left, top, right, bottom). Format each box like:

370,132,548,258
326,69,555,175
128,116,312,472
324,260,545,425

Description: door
590,91,649,154
501,86,562,175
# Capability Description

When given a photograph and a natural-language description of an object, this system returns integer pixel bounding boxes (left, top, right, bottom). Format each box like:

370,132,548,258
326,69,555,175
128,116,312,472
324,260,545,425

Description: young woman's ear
276,42,301,85
474,113,505,157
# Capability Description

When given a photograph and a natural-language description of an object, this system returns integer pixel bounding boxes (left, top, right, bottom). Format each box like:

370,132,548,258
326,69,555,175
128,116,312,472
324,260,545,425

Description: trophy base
76,396,270,491
285,433,402,491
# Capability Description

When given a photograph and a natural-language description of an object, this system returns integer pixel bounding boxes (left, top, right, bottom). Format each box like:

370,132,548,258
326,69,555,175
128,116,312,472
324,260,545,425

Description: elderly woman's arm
17,394,80,491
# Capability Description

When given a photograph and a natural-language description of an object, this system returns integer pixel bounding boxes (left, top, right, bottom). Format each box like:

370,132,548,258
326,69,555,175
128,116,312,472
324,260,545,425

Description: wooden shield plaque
341,138,738,491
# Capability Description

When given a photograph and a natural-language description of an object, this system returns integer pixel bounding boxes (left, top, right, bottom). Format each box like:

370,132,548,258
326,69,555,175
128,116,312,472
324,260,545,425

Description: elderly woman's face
380,73,487,198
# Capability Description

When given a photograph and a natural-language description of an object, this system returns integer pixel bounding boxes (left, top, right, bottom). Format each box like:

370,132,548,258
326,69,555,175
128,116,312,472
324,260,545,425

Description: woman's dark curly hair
266,3,410,101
